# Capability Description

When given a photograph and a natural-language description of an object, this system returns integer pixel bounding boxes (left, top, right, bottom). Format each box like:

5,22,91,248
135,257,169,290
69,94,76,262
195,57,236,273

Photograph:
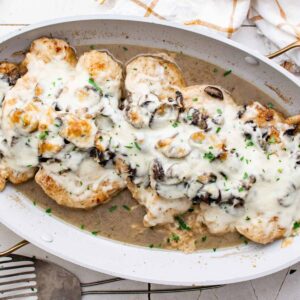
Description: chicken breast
0,62,36,190
114,55,191,227
124,55,186,129
32,42,125,208
181,84,300,244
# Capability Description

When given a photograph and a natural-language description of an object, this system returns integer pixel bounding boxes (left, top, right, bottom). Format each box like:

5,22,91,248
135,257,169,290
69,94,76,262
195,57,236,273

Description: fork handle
82,285,222,295
0,240,29,257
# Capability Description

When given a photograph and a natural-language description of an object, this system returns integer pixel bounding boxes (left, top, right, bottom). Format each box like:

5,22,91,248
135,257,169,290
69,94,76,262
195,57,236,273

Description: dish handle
267,40,300,59
0,240,29,257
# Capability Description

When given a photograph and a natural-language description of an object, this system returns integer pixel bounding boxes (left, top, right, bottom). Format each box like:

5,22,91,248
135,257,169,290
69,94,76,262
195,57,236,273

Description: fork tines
0,255,37,299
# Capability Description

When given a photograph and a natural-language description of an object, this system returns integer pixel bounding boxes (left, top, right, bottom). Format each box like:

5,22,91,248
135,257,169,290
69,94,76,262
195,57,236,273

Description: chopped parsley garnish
223,69,232,77
79,181,83,186
27,164,32,168
171,233,180,242
90,45,95,50
45,208,52,214
91,231,98,236
172,121,180,128
88,78,102,93
192,98,198,102
245,139,254,147
123,46,128,51
125,145,133,149
122,205,131,211
175,216,191,231
187,115,193,121
39,131,48,140
201,236,207,242
267,103,274,109
240,156,244,161
213,248,217,252
109,205,117,212
216,127,221,133
33,201,36,206
278,168,283,174
80,224,85,230
203,152,215,162
99,136,103,141
213,68,218,73
245,216,251,221
134,141,141,151
293,221,300,230
217,108,222,115
149,244,154,248
268,136,276,144
238,187,244,192
243,172,249,180
244,240,249,245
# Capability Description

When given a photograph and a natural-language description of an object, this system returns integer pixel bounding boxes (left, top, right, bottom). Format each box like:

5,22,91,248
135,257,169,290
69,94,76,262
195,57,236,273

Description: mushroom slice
183,107,209,129
241,102,285,128
0,62,21,87
90,132,116,166
115,158,191,226
182,85,236,111
150,160,188,200
204,86,224,100
156,134,191,158
124,92,161,128
151,102,180,129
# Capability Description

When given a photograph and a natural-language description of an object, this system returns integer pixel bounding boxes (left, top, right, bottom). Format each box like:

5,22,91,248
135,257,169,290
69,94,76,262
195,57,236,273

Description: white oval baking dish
0,15,300,286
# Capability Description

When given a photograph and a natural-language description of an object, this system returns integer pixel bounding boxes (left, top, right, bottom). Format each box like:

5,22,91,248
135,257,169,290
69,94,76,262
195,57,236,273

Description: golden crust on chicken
35,166,125,209
125,55,186,99
21,37,77,68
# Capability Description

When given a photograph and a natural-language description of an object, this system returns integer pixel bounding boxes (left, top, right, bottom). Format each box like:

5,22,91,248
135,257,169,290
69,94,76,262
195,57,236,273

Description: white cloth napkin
250,0,300,73
105,0,250,38
99,0,300,71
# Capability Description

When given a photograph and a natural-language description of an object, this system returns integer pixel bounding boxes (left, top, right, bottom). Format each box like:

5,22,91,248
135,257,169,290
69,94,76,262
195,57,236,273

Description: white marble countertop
1,1,300,299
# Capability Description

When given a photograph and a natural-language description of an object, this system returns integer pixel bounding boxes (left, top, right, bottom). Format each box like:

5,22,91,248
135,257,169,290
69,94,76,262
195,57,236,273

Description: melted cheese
1,40,300,244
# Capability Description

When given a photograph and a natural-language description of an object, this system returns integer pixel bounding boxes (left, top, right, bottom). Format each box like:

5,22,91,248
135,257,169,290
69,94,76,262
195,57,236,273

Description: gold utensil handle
0,240,29,257
267,40,300,59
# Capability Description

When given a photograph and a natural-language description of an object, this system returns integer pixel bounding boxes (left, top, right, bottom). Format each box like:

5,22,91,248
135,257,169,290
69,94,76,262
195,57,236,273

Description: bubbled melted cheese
1,43,300,242
0,44,124,199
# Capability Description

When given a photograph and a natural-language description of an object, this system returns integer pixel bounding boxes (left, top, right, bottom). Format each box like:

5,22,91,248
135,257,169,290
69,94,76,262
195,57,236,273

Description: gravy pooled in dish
1,38,300,252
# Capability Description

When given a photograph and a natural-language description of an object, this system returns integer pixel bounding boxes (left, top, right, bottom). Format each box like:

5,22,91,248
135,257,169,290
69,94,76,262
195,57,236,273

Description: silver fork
0,241,221,299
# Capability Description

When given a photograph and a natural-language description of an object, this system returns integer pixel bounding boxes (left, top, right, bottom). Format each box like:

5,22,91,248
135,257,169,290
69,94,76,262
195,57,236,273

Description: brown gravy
15,44,277,251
